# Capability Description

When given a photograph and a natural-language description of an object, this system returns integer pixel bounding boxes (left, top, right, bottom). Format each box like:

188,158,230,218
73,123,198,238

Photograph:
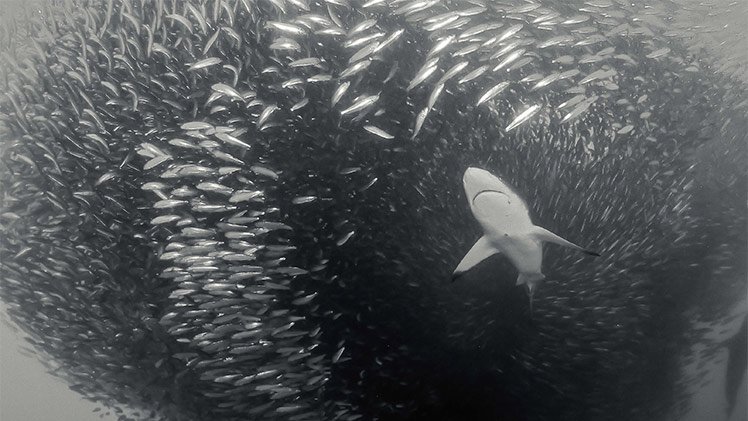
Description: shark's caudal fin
531,226,601,256
452,236,500,282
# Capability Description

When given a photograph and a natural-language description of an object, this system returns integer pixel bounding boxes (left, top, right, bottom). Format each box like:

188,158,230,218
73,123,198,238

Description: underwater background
0,0,745,420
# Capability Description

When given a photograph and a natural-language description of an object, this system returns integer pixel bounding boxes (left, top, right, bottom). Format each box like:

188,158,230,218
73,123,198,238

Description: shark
453,167,600,311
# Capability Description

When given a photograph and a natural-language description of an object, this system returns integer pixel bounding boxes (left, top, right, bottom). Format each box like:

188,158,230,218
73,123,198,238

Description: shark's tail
528,284,534,315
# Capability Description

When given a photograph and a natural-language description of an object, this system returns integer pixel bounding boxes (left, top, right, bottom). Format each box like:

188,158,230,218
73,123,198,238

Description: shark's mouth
471,189,507,204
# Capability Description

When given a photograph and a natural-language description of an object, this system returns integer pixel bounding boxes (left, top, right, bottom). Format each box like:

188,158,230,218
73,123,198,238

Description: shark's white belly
490,234,543,275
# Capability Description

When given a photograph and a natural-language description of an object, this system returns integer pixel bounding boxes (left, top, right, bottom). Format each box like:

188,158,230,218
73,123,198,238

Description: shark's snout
463,167,506,201
463,167,487,186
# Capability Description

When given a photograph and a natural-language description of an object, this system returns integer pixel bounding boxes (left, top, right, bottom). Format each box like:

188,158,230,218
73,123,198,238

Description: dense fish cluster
0,0,745,420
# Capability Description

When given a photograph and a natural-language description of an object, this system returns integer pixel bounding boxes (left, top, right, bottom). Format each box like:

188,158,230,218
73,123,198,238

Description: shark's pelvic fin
452,235,500,282
531,226,601,256
516,272,545,286
517,273,544,315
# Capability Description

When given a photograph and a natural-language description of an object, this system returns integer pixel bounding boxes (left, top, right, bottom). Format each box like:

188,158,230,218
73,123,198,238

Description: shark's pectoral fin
531,226,600,256
453,236,500,282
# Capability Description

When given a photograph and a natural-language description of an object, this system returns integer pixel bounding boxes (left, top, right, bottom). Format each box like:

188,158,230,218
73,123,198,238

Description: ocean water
0,1,745,421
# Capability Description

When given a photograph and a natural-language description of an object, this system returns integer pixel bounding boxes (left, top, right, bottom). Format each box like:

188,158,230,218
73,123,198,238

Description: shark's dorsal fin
531,226,600,256
452,235,500,282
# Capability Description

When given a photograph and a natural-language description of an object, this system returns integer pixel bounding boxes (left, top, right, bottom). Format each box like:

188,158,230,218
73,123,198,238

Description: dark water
0,1,745,420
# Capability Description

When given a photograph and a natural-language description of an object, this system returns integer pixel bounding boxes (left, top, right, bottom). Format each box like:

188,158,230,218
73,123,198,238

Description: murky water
0,1,745,420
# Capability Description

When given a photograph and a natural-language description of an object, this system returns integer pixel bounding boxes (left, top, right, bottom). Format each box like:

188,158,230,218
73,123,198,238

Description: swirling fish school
0,0,745,420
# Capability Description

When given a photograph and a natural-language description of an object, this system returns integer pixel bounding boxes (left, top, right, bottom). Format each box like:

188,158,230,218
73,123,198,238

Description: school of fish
0,0,745,420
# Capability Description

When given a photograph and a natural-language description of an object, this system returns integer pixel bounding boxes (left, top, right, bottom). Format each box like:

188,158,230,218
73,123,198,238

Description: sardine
477,82,510,105
505,104,541,131
363,125,394,140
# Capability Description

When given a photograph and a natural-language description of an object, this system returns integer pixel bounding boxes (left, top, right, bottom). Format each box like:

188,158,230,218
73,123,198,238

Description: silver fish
281,78,305,89
412,107,429,138
307,73,333,83
169,138,200,149
457,5,487,16
407,58,439,91
646,47,670,59
270,37,302,51
211,83,243,101
453,43,481,57
561,95,598,123
162,164,216,178
349,19,378,35
291,98,309,111
362,0,385,7
557,69,581,80
339,61,371,79
292,292,318,305
350,42,380,63
427,84,444,110
181,121,215,131
292,196,317,204
266,21,306,36
537,35,575,49
229,190,264,203
531,73,561,91
493,49,525,72
477,82,510,106
497,24,524,42
142,182,169,191
363,125,394,140
617,124,634,134
521,73,544,83
188,57,221,71
458,65,488,84
250,165,279,180
579,68,617,84
558,94,586,110
144,155,173,170
508,56,534,71
436,61,468,85
257,105,279,128
339,167,362,175
202,29,221,55
215,132,251,150
562,14,590,25
165,14,193,33
151,215,182,225
289,57,322,68
426,35,455,58
345,32,385,49
458,22,503,39
505,104,541,131
331,81,351,107
374,29,405,53
553,55,575,65
340,94,379,116
154,199,188,209
332,346,345,363
393,0,438,16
